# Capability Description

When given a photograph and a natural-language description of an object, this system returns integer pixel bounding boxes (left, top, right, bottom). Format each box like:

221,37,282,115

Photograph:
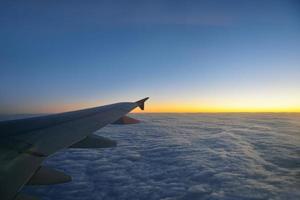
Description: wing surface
0,97,148,200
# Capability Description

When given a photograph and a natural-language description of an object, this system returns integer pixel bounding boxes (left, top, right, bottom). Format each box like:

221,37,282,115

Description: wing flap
15,194,39,200
69,134,117,149
112,115,140,125
27,166,71,185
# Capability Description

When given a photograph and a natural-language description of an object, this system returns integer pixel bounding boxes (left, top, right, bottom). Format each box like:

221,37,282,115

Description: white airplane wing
0,97,149,200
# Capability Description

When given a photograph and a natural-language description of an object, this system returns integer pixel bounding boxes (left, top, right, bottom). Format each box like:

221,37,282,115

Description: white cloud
24,114,300,200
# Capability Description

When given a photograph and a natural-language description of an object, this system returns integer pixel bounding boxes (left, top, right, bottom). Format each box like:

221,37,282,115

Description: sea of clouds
24,113,300,200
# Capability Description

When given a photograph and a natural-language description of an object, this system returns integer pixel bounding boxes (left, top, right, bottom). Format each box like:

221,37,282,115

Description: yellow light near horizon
133,105,300,113
133,101,300,113
22,97,300,114
131,92,300,113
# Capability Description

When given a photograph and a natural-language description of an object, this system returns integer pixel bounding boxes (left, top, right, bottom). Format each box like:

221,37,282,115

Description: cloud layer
24,113,300,200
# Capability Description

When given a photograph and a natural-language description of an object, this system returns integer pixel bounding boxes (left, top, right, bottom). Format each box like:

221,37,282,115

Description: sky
0,0,299,114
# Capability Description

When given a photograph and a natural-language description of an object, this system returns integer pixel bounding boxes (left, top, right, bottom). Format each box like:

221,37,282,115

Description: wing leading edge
0,97,149,200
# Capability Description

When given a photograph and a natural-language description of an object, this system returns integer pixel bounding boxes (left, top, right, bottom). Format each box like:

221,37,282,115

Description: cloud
24,113,300,199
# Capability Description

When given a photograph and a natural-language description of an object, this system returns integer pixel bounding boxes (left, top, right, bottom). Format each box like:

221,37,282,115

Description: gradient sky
0,0,300,114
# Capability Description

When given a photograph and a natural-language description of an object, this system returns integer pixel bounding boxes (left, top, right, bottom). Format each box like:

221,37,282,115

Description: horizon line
1,111,300,116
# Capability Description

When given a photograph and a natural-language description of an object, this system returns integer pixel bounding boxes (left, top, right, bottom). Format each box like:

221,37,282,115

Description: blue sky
0,0,299,113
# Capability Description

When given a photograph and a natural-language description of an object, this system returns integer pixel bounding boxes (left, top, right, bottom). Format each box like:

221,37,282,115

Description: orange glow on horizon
133,101,300,113
18,99,300,114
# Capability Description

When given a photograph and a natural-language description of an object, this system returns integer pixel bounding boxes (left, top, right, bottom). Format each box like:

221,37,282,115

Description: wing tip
136,97,149,110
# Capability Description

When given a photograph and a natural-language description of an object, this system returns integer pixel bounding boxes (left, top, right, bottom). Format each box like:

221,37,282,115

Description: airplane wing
0,97,149,200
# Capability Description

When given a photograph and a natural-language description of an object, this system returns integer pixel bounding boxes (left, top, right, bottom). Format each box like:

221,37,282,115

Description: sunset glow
0,1,299,114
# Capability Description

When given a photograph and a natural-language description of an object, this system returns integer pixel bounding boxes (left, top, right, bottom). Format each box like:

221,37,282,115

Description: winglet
136,97,149,110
